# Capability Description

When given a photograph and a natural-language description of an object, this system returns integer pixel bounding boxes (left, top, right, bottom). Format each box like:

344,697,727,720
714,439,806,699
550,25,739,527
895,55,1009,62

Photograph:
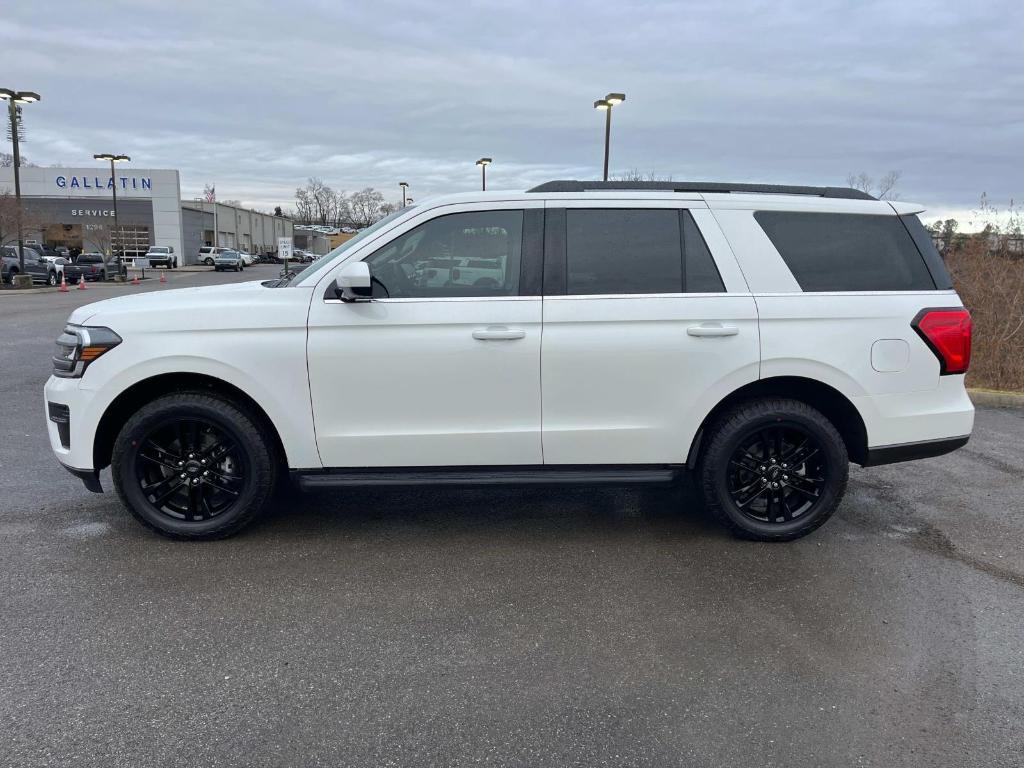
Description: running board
293,465,682,491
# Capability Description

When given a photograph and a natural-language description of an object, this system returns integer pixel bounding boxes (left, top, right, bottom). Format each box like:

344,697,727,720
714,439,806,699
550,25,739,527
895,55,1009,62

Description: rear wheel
111,392,277,539
698,398,848,541
7,268,17,285
48,271,58,286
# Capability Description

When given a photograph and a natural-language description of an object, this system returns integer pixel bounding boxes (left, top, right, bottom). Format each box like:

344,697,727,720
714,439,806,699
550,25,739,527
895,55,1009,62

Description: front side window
364,210,523,298
755,211,937,292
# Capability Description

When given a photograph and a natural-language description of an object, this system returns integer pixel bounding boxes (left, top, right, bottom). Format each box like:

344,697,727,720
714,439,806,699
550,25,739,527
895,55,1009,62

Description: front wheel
111,392,278,539
698,398,848,541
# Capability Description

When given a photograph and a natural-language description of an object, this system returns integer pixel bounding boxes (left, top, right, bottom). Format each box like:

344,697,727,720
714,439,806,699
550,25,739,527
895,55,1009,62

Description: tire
111,391,278,540
48,271,58,286
698,398,848,542
7,269,17,285
204,257,214,266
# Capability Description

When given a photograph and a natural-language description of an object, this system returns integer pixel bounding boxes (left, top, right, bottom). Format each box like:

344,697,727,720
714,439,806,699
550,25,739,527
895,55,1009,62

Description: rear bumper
862,434,970,467
854,375,974,458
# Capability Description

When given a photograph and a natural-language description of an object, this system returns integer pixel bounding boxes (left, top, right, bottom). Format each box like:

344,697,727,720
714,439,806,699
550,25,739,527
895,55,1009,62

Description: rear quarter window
754,211,938,292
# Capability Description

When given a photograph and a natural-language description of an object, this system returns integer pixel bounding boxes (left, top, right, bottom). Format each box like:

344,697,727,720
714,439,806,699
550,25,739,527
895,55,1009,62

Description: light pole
399,181,409,208
593,92,625,181
93,153,130,265
1,88,41,273
475,158,492,191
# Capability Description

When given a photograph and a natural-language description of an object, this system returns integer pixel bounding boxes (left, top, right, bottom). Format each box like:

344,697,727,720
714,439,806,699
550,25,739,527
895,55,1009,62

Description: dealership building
0,166,293,264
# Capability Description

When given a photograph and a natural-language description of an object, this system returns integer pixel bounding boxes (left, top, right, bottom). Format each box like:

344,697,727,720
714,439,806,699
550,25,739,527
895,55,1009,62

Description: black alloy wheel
112,392,276,539
726,424,827,524
699,398,848,541
132,417,247,523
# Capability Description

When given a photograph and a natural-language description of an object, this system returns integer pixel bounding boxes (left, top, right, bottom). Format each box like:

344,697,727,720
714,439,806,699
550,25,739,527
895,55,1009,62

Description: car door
306,201,544,468
540,202,760,464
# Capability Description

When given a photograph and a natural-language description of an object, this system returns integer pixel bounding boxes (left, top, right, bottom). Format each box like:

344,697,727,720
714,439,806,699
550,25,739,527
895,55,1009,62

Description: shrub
945,238,1024,391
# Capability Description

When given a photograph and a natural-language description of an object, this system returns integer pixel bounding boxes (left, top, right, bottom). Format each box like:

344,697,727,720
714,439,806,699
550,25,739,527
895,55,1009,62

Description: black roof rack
526,180,877,201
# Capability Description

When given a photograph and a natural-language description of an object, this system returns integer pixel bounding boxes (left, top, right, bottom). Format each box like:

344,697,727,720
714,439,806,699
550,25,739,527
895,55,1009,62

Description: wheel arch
93,372,287,472
687,376,869,468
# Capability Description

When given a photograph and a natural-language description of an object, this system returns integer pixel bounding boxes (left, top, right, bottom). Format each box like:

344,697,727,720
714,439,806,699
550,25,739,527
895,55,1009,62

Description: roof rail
526,180,877,200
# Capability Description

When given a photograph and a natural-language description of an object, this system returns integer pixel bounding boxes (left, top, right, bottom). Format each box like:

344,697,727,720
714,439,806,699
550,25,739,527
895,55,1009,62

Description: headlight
52,325,122,378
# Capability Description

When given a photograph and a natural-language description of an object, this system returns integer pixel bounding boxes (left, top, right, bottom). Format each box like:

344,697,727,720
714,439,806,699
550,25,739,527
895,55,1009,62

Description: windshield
292,207,414,287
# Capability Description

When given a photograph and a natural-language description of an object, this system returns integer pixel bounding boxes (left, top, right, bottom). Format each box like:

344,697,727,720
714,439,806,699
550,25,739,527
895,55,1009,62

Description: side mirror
336,261,372,302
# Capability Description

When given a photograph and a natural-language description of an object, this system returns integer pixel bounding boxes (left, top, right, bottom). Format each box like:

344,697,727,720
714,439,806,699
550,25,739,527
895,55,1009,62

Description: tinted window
563,209,725,295
365,210,522,298
755,211,936,292
900,214,954,290
566,209,681,294
682,212,725,292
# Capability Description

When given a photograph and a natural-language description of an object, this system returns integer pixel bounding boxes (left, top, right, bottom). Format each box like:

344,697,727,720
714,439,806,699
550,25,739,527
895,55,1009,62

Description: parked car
73,253,116,282
144,246,177,269
199,246,232,266
44,180,974,541
237,250,257,266
213,249,245,272
4,246,84,285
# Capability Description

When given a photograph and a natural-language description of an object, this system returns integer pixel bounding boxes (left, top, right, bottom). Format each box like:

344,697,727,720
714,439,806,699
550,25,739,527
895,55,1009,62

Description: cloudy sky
3,0,1021,223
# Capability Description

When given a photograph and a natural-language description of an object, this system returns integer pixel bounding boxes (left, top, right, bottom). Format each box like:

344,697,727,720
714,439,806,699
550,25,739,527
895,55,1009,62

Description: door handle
687,323,739,337
472,326,526,341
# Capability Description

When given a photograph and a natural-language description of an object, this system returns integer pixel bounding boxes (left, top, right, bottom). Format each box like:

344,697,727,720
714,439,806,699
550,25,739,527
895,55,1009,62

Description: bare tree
347,188,388,228
0,191,44,249
613,169,674,182
0,151,36,168
845,170,901,200
294,177,347,226
81,222,114,261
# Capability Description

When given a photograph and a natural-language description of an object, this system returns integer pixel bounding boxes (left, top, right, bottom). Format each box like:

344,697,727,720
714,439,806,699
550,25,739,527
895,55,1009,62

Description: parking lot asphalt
1,265,1022,767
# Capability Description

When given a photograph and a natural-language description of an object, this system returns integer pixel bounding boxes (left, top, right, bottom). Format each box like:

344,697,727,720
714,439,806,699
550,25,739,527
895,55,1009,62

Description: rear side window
564,209,725,295
754,211,937,292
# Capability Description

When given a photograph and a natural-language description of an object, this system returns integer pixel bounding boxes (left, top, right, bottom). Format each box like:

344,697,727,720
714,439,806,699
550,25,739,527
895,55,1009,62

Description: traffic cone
77,275,88,290
159,271,167,283
131,273,140,286
59,273,69,292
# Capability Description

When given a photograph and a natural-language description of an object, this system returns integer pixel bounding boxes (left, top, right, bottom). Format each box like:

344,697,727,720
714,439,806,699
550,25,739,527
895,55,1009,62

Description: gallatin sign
55,175,152,191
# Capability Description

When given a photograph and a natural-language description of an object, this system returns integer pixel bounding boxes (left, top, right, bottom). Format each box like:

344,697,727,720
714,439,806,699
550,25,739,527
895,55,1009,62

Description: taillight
912,307,971,375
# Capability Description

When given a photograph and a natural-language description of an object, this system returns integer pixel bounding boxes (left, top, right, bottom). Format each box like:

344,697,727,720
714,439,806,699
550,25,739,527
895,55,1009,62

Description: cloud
2,0,1021,217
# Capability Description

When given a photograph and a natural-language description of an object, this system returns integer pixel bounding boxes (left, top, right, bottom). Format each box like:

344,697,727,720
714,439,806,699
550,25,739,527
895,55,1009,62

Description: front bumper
43,375,100,477
59,462,103,492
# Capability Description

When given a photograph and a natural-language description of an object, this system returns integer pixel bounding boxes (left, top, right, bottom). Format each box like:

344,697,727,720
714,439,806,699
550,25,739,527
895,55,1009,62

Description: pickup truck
2,246,84,285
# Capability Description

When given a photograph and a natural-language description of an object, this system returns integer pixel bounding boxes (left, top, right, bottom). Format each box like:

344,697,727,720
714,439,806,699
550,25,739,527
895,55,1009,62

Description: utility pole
1,88,41,272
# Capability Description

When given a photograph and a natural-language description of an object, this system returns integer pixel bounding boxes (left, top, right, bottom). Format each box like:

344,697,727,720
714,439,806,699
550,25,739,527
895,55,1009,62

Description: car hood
67,280,309,331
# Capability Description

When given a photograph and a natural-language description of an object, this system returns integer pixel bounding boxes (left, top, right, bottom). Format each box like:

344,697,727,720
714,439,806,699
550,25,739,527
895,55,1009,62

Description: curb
0,280,156,296
969,388,1024,409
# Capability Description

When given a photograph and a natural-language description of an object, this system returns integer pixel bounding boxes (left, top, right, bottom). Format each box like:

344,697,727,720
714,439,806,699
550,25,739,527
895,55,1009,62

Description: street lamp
93,153,130,266
399,181,409,208
475,157,492,191
593,91,625,182
0,88,41,273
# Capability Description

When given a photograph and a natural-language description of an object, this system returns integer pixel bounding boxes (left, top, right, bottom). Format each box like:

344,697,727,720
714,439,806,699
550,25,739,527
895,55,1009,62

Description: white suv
44,181,974,541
